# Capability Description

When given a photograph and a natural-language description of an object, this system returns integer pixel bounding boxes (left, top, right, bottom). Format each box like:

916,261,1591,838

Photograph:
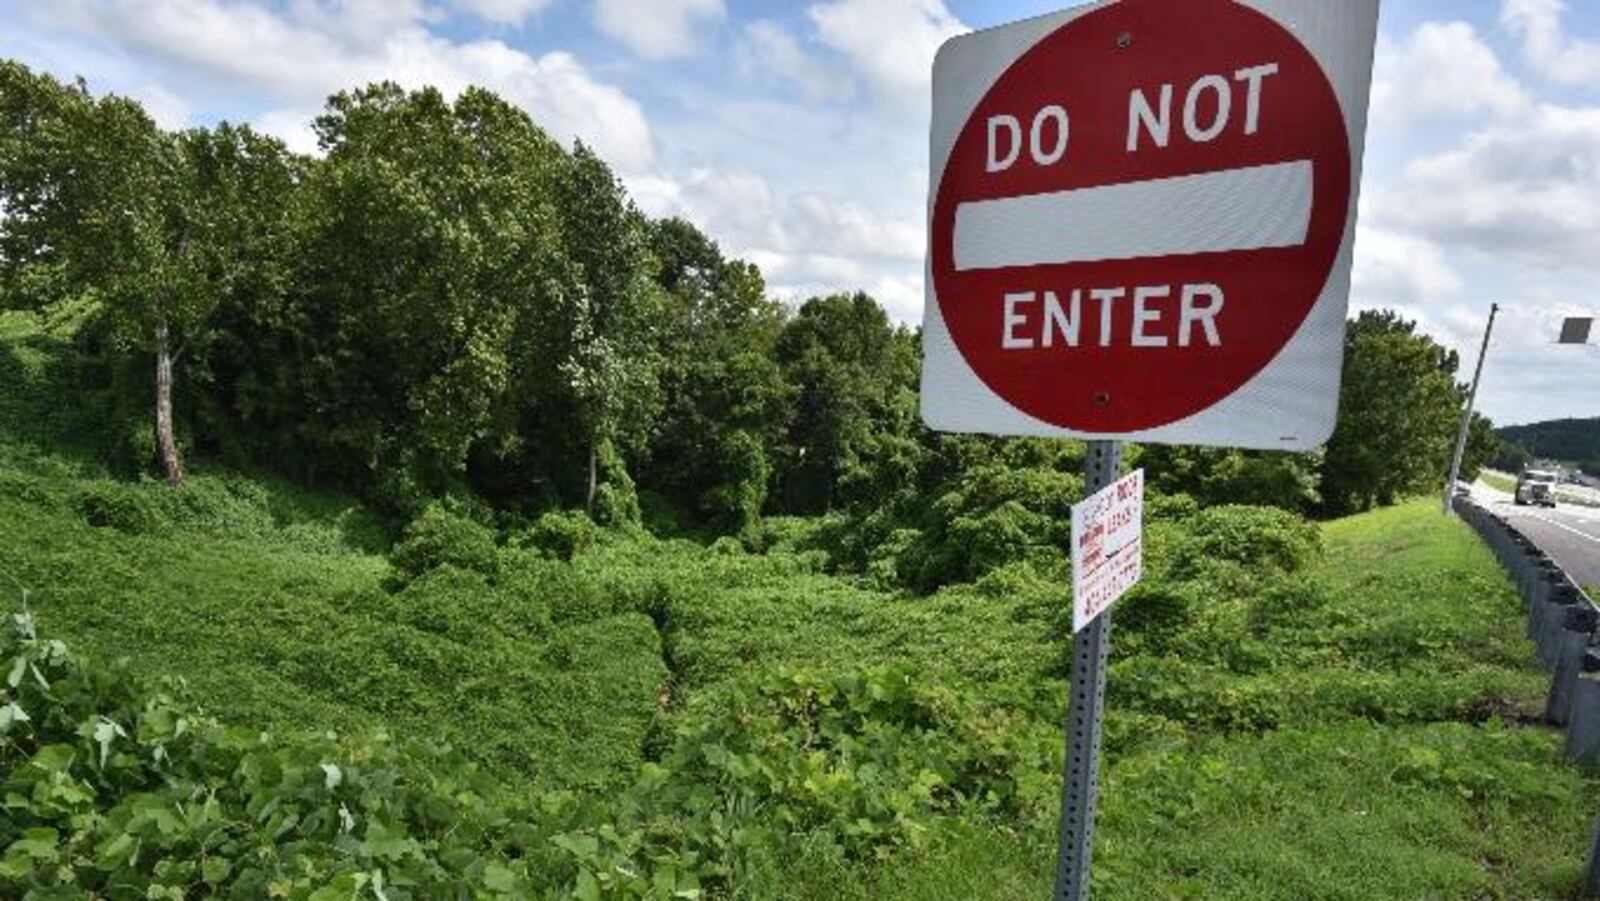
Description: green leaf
574,868,601,901
7,827,60,862
29,744,76,774
307,872,363,901
202,856,231,885
96,831,138,868
552,832,600,861
0,701,28,732
360,821,416,862
93,717,127,767
482,862,517,893
5,655,25,688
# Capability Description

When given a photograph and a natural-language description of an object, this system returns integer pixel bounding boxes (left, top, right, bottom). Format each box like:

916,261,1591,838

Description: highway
1471,480,1600,589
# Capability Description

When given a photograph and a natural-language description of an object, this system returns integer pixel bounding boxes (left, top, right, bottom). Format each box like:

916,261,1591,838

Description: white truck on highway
1515,469,1559,508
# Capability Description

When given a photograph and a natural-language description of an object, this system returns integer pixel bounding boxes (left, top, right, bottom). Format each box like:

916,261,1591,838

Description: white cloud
1353,225,1464,313
1347,221,1597,425
1371,103,1600,274
128,83,190,130
1473,291,1600,425
593,0,724,60
451,0,555,26
1370,22,1527,126
1349,222,1485,359
445,45,656,172
808,0,965,111
1501,0,1600,86
737,20,853,104
254,108,320,155
641,165,924,317
788,193,922,264
30,0,655,173
866,274,923,322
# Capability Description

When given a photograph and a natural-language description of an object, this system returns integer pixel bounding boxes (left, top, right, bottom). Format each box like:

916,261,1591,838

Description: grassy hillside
1482,470,1517,493
2,314,1595,899
4,442,1596,896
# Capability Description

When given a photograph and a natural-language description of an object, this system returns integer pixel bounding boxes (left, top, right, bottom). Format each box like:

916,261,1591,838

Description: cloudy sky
2,0,1597,426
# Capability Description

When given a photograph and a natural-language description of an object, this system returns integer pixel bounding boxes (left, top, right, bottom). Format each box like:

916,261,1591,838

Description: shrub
514,509,598,562
699,429,770,536
1247,577,1332,634
0,616,1046,900
0,610,553,898
1169,505,1322,582
389,504,499,582
742,515,823,555
391,565,550,643
594,440,641,528
897,464,1080,591
68,480,156,533
498,554,614,624
0,471,59,510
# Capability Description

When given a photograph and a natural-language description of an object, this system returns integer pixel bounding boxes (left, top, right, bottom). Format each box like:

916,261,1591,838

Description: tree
1319,310,1464,515
1140,445,1322,513
643,218,790,533
1491,441,1532,474
552,144,661,515
284,84,567,507
773,293,922,514
1459,413,1498,482
0,63,296,487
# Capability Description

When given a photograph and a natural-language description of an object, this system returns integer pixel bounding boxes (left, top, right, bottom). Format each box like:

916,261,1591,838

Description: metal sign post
918,4,1379,898
1054,440,1119,901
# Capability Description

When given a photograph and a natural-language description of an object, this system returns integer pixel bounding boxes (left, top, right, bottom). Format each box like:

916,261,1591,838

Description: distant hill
1499,418,1600,466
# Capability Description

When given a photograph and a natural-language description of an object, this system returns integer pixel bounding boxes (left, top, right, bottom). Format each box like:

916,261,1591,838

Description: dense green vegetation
1501,418,1600,474
2,61,1585,898
4,441,1594,898
2,62,1492,534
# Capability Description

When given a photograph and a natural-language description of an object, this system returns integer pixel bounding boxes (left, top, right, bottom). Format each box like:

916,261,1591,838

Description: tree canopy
0,61,1493,537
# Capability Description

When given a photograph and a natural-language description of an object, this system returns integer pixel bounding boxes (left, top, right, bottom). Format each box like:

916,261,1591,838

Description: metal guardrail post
1456,497,1600,890
1585,821,1600,899
1567,650,1600,769
1548,604,1598,726
1538,581,1581,670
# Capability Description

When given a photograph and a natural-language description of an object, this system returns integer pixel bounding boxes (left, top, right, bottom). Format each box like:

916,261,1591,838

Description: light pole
1443,303,1499,514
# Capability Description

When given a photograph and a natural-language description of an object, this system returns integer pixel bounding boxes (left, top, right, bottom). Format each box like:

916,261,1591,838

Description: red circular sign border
930,0,1353,433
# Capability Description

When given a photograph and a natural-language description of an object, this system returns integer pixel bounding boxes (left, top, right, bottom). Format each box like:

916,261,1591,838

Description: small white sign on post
1071,468,1144,633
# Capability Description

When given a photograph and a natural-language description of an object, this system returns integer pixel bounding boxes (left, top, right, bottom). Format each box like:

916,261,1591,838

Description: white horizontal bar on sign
952,160,1313,272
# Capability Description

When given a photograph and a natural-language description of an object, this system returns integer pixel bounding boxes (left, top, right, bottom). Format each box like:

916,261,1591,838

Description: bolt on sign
1071,468,1144,633
921,0,1380,450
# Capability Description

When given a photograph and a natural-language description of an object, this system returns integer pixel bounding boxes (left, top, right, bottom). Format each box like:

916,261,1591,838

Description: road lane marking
1519,511,1600,547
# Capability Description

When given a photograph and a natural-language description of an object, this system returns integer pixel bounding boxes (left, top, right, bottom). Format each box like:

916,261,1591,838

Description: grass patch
1481,470,1517,493
0,460,666,792
1,413,1593,897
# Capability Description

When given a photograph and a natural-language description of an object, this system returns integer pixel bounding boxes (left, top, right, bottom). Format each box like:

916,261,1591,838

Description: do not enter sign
920,0,1379,449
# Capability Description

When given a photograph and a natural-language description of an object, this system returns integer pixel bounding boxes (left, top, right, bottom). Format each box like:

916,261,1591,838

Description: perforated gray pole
1054,439,1120,901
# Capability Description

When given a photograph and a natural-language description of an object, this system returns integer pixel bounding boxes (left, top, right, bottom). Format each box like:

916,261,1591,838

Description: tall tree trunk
154,324,184,489
586,438,598,515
